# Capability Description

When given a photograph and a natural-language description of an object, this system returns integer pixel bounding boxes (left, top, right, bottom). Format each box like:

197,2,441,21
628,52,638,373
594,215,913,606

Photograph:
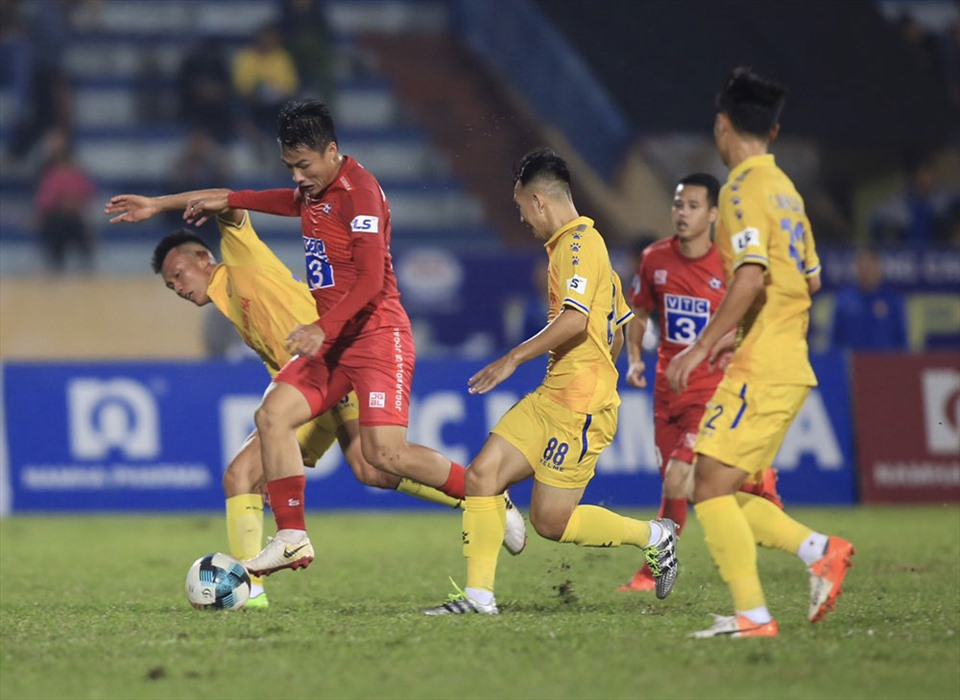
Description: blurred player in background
105,190,526,605
616,173,782,593
667,68,854,638
184,100,492,577
422,149,679,615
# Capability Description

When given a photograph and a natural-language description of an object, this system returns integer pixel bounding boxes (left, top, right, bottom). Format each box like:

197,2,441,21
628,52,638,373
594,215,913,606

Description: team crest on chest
709,277,722,290
319,202,332,215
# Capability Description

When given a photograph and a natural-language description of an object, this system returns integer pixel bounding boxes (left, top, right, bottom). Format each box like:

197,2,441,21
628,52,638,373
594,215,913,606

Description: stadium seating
0,0,497,275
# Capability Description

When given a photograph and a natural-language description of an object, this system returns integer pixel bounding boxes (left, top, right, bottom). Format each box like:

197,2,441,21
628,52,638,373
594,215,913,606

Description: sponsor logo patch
566,274,588,294
351,215,379,233
732,227,760,253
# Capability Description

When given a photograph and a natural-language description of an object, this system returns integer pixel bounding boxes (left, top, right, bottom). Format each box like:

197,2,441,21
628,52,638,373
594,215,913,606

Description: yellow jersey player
423,149,679,615
105,190,527,607
666,68,854,638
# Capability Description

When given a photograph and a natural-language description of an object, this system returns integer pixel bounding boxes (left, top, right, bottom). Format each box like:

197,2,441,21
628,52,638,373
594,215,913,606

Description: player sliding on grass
615,173,783,593
181,100,516,577
104,190,527,604
422,149,679,615
669,68,854,638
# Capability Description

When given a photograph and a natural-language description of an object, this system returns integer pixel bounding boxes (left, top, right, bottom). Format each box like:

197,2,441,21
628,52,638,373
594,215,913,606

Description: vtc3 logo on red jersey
664,294,709,345
303,237,335,290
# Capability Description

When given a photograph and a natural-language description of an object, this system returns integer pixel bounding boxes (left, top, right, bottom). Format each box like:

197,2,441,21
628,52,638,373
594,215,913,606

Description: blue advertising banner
0,353,856,513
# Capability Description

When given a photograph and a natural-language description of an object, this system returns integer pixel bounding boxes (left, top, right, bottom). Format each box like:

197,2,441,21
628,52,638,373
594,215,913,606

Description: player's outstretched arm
106,189,240,226
468,307,587,395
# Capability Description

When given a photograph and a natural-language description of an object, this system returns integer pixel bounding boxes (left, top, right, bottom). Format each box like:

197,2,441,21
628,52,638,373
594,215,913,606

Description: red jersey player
185,100,526,575
617,173,780,592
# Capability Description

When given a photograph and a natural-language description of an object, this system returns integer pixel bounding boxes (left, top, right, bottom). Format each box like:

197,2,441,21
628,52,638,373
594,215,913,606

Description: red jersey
629,236,726,405
228,156,410,342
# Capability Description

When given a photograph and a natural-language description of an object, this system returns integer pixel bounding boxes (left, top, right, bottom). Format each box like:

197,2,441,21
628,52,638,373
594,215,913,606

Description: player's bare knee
350,455,401,489
223,456,260,496
530,511,566,541
464,467,499,496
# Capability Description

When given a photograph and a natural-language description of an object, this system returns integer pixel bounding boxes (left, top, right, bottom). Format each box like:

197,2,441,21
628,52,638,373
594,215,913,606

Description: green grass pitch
1,505,958,700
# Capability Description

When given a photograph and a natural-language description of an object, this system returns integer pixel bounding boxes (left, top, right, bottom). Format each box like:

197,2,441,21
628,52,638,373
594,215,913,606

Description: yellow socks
396,478,463,508
736,492,813,553
463,495,505,593
559,505,651,547
225,493,264,588
694,495,766,612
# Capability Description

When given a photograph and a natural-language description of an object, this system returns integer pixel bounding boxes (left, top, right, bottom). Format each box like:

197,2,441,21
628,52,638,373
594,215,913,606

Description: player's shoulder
340,156,382,192
641,237,677,264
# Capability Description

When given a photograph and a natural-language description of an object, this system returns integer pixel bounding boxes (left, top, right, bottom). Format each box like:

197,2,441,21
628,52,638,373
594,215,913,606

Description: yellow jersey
540,216,633,413
717,154,820,386
206,211,319,376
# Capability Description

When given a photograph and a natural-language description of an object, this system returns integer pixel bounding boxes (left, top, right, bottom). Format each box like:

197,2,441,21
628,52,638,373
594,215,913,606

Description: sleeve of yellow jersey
612,277,634,329
721,184,770,272
803,215,821,278
554,230,601,317
216,210,268,266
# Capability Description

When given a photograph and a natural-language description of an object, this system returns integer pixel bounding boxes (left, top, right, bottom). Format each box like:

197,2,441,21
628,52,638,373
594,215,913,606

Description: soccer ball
185,553,251,610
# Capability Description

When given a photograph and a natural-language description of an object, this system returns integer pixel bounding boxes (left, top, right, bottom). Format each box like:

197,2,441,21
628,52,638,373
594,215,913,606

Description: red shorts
274,325,415,427
653,398,708,477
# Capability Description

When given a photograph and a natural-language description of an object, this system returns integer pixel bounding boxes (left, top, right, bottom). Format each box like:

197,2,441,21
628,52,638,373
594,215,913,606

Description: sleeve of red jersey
632,251,656,311
227,189,301,217
315,185,388,338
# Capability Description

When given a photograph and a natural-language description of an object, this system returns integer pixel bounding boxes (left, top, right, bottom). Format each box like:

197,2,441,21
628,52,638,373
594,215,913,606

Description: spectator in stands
280,0,336,107
897,13,944,83
178,39,235,143
6,0,74,160
233,23,300,137
829,247,908,352
0,0,31,127
870,155,959,247
163,129,229,228
33,129,97,272
170,129,228,194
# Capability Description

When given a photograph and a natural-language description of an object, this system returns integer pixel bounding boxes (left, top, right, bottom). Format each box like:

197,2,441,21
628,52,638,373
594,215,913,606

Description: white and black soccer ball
185,553,251,610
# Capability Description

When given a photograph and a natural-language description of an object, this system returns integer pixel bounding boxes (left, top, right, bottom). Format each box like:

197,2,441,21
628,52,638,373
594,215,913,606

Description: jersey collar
728,153,775,182
544,216,594,249
206,263,229,309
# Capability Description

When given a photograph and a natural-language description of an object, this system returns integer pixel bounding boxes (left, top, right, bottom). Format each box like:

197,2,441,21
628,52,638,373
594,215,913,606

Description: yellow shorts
695,376,810,477
492,390,618,489
297,391,359,466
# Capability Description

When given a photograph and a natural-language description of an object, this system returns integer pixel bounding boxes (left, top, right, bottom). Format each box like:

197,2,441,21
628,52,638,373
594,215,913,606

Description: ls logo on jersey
664,294,710,345
732,227,760,253
350,215,379,233
566,274,588,295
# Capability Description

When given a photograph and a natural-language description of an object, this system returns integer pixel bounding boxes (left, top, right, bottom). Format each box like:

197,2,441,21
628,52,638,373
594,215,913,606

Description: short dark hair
513,148,571,189
151,229,211,274
277,99,338,152
677,172,720,208
716,67,788,138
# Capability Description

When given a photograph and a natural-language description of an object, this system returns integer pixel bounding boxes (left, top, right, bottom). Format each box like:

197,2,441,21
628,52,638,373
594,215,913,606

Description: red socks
659,497,687,536
440,462,466,500
266,475,307,531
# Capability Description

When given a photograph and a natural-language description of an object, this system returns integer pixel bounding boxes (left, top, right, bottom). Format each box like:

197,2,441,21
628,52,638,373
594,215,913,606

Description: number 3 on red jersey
304,237,335,290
